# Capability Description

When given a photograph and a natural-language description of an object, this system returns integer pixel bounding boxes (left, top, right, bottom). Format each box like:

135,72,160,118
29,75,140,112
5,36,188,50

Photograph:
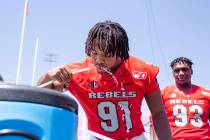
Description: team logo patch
90,81,98,89
132,71,147,79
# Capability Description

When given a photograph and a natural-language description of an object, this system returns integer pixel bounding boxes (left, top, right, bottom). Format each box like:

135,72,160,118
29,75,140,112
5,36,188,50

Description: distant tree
0,75,3,81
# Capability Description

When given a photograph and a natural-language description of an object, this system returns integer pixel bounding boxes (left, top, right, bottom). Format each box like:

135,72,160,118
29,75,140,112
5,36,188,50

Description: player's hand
48,66,73,88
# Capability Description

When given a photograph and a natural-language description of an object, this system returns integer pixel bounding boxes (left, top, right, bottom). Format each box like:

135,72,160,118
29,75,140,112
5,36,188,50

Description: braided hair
85,20,129,61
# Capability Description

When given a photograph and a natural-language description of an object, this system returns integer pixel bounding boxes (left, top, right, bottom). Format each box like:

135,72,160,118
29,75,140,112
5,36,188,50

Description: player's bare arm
145,89,172,140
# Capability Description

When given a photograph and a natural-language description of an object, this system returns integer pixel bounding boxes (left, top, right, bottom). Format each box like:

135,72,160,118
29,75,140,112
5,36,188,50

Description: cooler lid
0,83,78,114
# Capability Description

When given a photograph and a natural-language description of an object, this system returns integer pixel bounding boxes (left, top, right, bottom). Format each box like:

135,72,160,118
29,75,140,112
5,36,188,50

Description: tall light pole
44,53,57,69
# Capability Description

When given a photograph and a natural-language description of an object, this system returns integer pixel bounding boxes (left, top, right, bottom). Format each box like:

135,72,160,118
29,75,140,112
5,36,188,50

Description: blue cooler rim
0,83,78,114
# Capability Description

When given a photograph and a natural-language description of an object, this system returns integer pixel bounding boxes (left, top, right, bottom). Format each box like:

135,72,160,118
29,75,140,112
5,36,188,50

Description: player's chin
95,65,106,73
96,68,106,74
177,80,188,85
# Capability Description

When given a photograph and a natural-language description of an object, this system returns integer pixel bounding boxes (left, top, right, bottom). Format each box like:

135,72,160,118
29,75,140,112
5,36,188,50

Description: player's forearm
152,109,172,140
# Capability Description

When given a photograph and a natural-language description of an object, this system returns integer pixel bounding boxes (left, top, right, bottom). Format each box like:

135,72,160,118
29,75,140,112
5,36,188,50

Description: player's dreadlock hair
85,20,129,61
170,57,194,69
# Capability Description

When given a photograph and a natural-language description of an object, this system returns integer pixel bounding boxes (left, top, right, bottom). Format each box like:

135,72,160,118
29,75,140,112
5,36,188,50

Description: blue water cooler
0,83,78,140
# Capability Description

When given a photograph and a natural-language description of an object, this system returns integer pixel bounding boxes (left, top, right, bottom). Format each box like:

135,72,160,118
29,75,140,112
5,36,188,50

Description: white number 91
97,101,133,132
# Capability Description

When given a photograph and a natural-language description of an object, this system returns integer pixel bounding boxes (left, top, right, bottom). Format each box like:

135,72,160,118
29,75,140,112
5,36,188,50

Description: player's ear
191,68,193,75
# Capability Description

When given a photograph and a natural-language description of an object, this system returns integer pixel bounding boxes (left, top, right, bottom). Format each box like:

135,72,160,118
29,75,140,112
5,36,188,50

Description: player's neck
176,83,192,92
110,58,123,73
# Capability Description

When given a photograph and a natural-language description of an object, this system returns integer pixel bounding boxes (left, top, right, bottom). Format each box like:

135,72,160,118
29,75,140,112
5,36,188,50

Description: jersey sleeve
65,57,91,70
201,87,210,112
145,64,160,94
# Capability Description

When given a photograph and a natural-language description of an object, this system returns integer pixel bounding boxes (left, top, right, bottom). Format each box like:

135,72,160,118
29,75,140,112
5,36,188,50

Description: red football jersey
162,85,210,140
67,56,159,139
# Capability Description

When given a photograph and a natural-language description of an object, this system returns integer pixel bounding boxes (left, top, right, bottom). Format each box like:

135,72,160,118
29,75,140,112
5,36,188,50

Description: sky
0,0,210,137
